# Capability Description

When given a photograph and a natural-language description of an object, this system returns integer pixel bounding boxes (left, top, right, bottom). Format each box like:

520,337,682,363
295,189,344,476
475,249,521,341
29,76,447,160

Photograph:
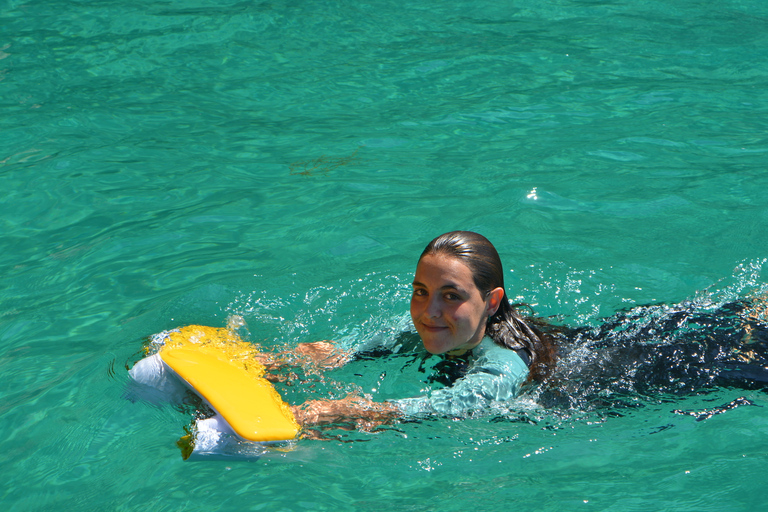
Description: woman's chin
420,336,452,355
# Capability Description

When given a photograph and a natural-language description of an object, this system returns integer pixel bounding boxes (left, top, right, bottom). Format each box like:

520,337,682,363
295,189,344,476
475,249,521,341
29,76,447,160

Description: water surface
2,0,768,510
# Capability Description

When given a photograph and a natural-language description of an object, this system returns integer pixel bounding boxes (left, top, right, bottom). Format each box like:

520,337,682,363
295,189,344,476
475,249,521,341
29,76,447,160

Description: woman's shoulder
472,337,529,376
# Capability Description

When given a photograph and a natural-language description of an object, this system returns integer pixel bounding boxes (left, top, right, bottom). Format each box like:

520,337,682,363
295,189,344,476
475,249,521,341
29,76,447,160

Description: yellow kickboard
160,347,299,442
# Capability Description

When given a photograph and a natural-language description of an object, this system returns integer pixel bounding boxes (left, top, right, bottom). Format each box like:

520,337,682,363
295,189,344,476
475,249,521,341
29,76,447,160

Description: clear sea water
2,0,768,510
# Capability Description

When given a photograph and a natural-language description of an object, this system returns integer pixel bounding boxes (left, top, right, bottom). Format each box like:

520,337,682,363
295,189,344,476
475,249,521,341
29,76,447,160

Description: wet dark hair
419,231,558,381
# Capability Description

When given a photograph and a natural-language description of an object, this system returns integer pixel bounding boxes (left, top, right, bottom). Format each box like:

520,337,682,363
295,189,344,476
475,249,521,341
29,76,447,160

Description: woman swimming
285,231,768,427
130,230,768,454
287,231,559,428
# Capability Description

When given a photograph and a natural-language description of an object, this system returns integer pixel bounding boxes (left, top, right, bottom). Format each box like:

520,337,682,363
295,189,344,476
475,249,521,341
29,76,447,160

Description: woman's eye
413,288,427,297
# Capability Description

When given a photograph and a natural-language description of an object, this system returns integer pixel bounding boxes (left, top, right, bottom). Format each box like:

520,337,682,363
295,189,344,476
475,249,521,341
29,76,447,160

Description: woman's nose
425,296,441,317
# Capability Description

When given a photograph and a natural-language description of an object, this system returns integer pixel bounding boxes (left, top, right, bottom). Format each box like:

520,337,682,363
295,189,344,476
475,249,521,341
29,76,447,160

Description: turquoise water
2,0,768,509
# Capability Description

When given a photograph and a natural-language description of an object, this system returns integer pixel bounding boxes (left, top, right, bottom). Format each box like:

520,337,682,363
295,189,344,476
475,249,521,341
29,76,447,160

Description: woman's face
410,253,501,355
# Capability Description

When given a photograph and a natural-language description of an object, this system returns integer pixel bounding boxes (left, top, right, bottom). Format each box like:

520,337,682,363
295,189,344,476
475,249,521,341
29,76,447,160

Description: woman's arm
392,343,529,417
290,395,402,431
227,315,352,372
293,341,352,369
258,341,352,375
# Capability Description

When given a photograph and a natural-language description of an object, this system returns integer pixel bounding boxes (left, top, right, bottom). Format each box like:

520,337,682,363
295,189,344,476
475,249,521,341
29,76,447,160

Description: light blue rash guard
391,336,529,417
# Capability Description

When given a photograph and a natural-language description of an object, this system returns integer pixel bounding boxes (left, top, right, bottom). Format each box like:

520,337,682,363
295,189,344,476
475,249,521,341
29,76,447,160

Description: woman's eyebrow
442,284,468,294
412,280,466,293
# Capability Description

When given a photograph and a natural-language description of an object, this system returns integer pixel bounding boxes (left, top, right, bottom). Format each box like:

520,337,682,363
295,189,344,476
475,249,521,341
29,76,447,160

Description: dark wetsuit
541,300,768,410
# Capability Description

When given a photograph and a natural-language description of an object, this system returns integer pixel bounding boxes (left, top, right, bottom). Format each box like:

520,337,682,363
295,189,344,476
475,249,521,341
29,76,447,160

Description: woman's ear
486,287,505,317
